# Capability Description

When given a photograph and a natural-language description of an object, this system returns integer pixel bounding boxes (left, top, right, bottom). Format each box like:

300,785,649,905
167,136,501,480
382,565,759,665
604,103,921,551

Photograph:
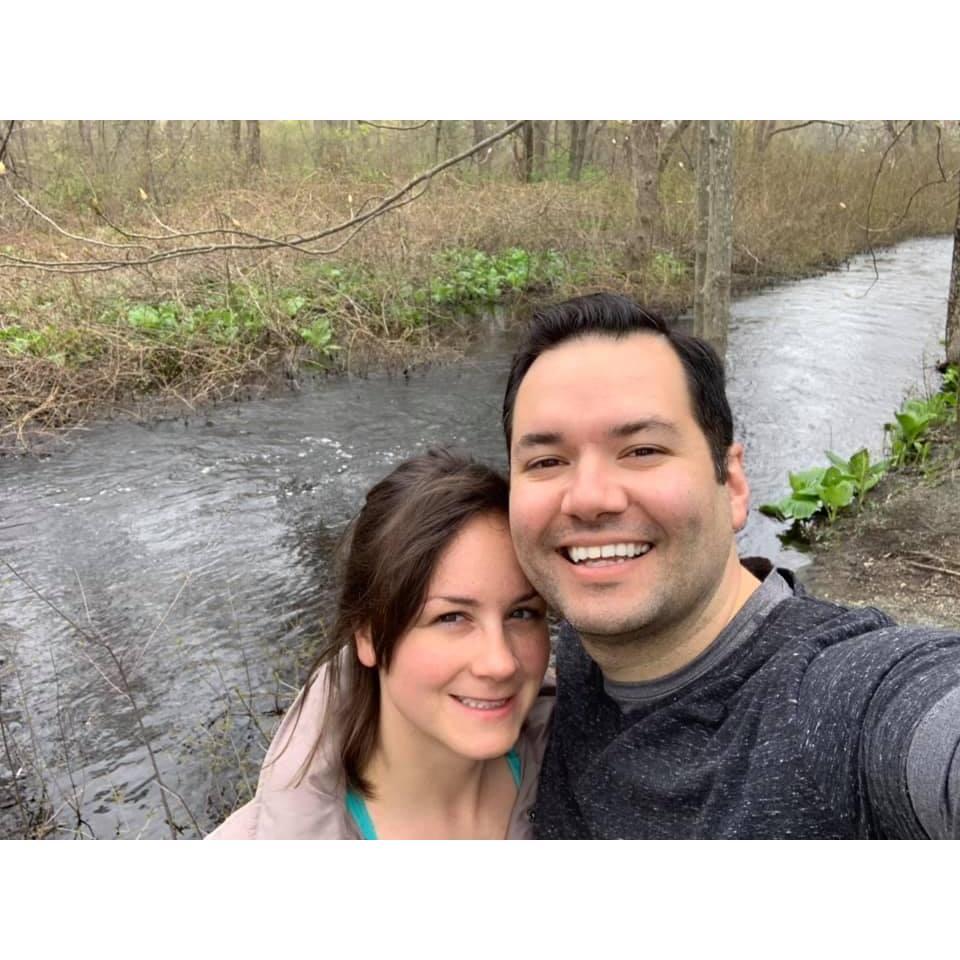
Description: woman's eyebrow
427,595,479,606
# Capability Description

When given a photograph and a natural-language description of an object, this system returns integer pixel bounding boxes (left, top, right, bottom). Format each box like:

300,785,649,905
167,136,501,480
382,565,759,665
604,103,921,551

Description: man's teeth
455,696,509,710
566,543,651,563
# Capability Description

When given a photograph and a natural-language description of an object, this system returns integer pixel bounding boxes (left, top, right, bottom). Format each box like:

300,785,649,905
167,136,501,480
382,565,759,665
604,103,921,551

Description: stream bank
797,425,960,630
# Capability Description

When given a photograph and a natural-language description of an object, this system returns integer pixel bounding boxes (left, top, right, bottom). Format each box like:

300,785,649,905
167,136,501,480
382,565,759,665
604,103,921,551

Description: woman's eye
435,612,464,624
510,607,543,621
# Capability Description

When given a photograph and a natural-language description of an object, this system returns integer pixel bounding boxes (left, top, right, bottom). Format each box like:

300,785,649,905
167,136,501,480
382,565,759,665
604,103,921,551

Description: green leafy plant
884,398,937,467
759,449,888,528
298,316,340,362
427,248,564,308
824,447,888,507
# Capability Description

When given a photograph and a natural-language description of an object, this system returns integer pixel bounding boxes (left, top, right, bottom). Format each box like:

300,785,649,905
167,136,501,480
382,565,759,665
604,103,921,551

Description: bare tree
472,120,489,176
247,121,261,168
0,121,17,172
231,120,243,158
693,120,735,357
568,121,591,181
658,120,692,174
947,182,960,368
533,120,549,179
626,120,662,264
522,121,534,182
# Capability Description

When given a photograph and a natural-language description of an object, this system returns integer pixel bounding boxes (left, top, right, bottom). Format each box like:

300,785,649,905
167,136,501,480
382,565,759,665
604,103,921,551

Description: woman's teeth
454,696,509,710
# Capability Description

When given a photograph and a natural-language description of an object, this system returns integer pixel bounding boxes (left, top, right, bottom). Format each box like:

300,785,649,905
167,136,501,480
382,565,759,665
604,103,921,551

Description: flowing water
0,235,951,838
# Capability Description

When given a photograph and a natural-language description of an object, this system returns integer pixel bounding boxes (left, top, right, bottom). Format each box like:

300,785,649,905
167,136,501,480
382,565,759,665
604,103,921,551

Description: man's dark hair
502,292,734,482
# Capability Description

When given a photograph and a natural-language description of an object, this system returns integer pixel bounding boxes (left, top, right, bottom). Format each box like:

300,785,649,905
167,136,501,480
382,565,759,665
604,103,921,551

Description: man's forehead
516,333,686,404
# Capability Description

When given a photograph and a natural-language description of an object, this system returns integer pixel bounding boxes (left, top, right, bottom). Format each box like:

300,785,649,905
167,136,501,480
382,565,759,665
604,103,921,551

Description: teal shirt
345,748,523,840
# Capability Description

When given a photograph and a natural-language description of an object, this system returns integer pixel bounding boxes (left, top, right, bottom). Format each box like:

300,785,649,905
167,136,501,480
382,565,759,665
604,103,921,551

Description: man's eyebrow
515,431,563,449
610,418,680,438
515,420,679,449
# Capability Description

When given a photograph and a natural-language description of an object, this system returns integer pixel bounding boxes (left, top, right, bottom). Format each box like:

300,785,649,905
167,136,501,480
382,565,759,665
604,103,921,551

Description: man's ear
724,443,751,533
355,625,376,668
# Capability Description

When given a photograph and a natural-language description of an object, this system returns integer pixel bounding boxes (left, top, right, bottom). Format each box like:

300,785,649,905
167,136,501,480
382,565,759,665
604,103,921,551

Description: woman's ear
355,625,376,668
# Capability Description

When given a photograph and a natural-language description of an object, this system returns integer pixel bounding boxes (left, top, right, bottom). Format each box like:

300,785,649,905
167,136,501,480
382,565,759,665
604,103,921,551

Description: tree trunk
533,120,549,179
143,120,155,197
517,121,534,182
247,120,261,167
568,120,590,181
78,120,94,158
693,121,735,359
166,120,182,149
658,120,692,174
626,120,662,265
472,120,489,176
753,120,776,154
946,184,960,367
434,121,443,165
231,120,243,157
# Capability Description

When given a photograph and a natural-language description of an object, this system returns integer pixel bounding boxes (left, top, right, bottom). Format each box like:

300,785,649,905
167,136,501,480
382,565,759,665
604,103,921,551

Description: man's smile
563,541,653,564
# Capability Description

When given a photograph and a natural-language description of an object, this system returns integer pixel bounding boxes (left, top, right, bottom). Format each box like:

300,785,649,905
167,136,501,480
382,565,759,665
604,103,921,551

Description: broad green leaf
848,448,869,478
789,467,826,495
821,481,854,509
825,450,850,471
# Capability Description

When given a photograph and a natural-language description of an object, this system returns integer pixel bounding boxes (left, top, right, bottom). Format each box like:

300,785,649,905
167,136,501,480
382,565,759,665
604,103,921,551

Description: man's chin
565,611,650,646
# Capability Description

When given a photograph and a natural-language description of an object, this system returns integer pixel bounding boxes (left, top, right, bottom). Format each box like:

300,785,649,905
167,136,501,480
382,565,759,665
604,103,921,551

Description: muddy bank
797,426,960,630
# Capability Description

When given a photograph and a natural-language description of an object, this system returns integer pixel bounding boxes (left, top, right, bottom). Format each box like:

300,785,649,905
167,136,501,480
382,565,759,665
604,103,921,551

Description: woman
209,449,553,839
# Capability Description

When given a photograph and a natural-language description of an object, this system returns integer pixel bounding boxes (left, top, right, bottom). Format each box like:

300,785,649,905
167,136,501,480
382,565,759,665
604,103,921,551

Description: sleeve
859,633,960,838
905,686,960,839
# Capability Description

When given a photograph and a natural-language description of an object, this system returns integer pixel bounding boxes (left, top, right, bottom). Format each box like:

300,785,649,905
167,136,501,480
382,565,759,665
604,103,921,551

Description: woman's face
361,512,549,765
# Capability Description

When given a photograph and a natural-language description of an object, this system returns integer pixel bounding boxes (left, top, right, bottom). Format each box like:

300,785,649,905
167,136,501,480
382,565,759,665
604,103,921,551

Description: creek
0,235,951,838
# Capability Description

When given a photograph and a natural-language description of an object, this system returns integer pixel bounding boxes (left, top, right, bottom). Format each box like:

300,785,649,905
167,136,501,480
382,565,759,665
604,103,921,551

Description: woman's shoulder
205,659,359,839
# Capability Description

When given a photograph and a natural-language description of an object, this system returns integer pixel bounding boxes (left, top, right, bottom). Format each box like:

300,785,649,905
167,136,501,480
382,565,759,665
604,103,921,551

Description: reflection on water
0,235,951,837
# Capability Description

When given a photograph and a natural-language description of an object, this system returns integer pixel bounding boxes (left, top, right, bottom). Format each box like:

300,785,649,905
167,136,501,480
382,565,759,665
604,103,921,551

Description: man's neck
581,555,762,684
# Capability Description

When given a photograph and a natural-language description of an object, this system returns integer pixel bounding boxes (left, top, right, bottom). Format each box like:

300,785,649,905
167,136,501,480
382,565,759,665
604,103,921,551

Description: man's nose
471,624,519,681
560,457,629,521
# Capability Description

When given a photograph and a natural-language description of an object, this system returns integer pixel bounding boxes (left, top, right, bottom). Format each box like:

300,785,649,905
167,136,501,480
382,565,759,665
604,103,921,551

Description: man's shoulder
760,564,960,671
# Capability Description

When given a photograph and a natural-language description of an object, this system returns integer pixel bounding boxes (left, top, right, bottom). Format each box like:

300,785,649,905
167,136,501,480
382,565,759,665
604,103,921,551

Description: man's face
508,333,750,646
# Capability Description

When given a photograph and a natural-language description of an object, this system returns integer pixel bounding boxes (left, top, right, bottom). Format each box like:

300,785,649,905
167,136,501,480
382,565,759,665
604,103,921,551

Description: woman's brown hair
295,448,510,797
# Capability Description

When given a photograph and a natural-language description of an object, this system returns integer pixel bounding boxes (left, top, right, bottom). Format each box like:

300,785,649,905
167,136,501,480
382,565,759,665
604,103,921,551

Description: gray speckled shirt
533,558,960,839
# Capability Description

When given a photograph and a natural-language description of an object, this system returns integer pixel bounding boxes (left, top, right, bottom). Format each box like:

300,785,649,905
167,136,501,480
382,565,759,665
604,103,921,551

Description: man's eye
528,457,563,470
626,446,660,458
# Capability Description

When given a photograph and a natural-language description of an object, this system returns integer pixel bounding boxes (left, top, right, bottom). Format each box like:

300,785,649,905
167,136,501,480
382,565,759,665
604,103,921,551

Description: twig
861,122,913,291
903,558,960,579
765,120,848,141
357,120,433,132
3,560,181,838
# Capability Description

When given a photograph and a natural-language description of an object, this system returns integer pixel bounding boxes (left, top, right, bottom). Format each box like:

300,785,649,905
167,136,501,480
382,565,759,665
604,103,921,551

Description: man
503,292,960,838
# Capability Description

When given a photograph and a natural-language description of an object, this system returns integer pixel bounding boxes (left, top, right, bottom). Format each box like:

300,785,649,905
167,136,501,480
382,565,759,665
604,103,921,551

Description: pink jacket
207,662,555,840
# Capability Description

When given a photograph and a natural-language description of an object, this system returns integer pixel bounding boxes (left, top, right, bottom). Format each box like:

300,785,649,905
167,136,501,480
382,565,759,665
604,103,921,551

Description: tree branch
765,120,848,141
357,120,433,131
0,120,528,275
0,121,16,167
